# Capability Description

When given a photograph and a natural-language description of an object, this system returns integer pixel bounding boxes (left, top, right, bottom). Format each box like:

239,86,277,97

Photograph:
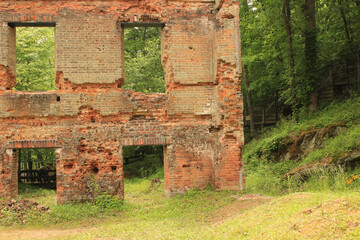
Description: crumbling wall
0,0,244,203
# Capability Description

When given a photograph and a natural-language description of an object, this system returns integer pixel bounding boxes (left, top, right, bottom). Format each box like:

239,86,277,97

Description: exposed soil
0,228,87,240
297,197,360,239
210,194,274,225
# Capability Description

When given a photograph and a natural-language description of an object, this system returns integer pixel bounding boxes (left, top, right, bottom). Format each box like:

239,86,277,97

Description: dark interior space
17,148,56,190
123,145,164,179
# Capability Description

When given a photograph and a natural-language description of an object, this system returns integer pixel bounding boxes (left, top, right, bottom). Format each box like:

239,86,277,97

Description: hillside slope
209,192,360,240
243,97,360,195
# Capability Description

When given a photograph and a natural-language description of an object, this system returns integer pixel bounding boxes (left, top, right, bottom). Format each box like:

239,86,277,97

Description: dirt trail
0,227,87,240
210,194,274,225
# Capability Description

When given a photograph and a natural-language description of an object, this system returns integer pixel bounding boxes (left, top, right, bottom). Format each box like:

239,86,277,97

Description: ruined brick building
0,0,244,203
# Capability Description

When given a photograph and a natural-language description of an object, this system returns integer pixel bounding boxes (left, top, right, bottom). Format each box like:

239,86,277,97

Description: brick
0,0,244,203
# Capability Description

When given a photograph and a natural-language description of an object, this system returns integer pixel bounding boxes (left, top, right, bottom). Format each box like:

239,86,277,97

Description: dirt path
210,194,274,225
0,227,87,240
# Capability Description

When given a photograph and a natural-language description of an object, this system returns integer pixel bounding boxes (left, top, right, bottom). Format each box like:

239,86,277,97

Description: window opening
17,148,56,190
15,26,56,91
123,26,165,93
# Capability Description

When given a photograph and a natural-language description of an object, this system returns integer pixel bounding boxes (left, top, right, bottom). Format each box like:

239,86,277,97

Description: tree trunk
243,65,255,136
338,0,354,52
18,150,21,180
304,0,318,111
28,151,33,184
282,0,297,119
357,51,360,92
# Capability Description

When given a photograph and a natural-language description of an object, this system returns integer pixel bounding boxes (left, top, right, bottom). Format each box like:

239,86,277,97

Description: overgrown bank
244,97,360,195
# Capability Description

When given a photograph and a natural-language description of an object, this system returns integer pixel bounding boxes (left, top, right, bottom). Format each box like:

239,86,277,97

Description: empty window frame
9,23,56,91
122,23,165,93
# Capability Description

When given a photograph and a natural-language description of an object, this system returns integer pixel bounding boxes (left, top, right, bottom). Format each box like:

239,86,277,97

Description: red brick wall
165,126,218,197
0,0,244,202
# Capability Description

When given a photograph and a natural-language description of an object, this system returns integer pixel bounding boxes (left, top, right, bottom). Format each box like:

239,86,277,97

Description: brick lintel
7,140,60,149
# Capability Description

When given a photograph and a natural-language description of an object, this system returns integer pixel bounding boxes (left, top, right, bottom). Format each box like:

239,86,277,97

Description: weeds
244,96,360,196
245,164,358,196
299,166,349,192
346,174,360,191
77,174,124,210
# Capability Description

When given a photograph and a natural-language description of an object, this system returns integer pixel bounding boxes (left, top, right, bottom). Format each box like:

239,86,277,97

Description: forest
241,0,360,135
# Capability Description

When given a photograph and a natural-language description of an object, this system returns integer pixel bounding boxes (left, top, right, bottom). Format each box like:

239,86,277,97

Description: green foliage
245,164,283,196
18,183,54,198
18,148,56,170
123,145,164,178
123,27,165,93
244,97,360,196
240,0,360,110
245,96,360,163
94,193,123,210
47,203,103,223
300,166,349,192
15,27,164,93
80,174,124,210
15,27,55,91
301,124,360,164
241,1,288,101
2,179,360,239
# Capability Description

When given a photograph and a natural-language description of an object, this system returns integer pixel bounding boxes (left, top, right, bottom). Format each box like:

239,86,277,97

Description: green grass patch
206,192,360,240
1,179,359,239
244,97,360,196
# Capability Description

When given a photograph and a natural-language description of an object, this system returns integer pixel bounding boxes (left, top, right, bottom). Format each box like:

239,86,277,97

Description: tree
303,0,318,111
15,27,55,91
123,27,165,93
282,0,297,117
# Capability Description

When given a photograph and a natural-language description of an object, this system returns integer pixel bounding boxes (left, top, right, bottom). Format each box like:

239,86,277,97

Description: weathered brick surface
0,0,244,203
166,17,216,85
166,85,216,115
56,14,124,85
165,126,218,197
0,23,16,90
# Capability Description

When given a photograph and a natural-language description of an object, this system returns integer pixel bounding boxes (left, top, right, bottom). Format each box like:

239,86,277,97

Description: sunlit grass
2,178,360,239
206,192,360,240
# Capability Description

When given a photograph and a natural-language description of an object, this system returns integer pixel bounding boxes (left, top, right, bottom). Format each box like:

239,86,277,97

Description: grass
1,178,359,240
244,97,360,161
243,96,360,196
207,192,360,240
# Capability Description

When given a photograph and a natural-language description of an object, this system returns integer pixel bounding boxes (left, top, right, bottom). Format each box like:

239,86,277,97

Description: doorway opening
123,145,164,179
17,148,56,191
123,145,165,196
